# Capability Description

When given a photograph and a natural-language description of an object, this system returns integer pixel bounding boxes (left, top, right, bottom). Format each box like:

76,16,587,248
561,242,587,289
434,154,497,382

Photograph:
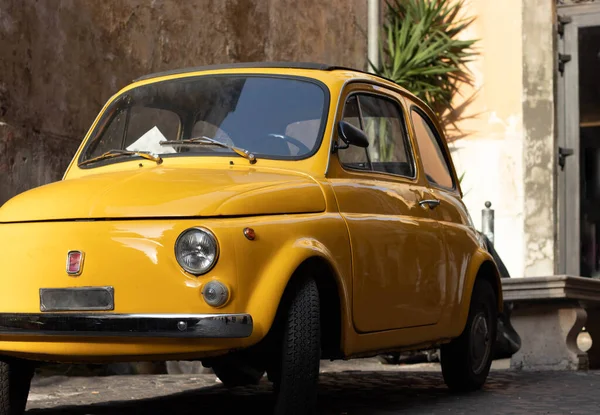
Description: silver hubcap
470,311,491,374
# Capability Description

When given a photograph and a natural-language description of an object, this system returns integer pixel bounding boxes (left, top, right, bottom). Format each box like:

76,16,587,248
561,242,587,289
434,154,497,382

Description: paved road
26,360,600,414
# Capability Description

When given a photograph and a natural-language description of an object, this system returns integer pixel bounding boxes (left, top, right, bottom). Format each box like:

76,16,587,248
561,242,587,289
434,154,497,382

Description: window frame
337,94,371,171
337,90,417,180
409,105,456,191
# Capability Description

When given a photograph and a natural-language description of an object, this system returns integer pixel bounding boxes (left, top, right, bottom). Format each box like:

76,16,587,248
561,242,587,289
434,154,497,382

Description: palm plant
371,0,478,128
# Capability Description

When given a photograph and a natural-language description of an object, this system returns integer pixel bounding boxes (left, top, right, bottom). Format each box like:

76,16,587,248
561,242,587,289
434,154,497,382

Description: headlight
175,227,219,275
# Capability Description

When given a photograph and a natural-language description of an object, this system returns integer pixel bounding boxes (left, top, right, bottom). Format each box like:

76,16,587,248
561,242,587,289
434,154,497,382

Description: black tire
441,279,497,393
212,363,264,388
0,358,34,415
272,277,321,415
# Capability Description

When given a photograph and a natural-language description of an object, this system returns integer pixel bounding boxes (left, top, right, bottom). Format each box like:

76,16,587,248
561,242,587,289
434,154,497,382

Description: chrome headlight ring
175,227,219,275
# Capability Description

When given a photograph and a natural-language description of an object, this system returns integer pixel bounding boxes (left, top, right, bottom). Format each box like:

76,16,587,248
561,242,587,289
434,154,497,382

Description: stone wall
521,0,557,276
0,0,368,205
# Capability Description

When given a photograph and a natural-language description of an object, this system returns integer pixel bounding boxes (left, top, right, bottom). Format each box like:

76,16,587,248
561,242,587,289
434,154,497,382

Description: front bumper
0,313,253,338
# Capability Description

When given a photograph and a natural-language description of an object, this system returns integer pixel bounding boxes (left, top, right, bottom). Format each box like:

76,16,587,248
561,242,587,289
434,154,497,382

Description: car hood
0,166,326,222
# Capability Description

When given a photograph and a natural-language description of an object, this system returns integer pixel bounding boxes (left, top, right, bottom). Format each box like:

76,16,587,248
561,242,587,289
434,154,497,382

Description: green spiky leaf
373,0,479,135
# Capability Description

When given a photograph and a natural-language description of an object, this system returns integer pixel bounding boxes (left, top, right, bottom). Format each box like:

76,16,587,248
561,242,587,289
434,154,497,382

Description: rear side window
410,108,454,189
338,92,415,178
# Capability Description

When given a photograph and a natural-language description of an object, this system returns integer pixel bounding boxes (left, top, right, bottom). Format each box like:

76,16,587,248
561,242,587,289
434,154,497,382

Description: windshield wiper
78,149,163,167
159,136,257,164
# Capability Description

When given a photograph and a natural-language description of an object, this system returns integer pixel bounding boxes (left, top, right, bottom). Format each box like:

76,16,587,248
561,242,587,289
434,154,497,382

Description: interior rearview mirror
338,121,369,148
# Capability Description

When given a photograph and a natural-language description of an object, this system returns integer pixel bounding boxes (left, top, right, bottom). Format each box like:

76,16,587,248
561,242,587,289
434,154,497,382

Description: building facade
451,0,600,279
0,0,368,205
2,0,599,280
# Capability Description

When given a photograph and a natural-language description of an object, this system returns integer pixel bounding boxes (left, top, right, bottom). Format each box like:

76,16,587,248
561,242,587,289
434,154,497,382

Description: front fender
247,239,349,340
229,214,352,348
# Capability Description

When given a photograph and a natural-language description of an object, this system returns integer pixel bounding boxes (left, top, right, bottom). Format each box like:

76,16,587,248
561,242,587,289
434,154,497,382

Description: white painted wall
447,0,526,278
450,125,524,279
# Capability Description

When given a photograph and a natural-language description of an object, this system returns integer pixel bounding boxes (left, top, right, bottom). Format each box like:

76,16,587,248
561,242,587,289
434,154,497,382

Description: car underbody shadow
25,371,516,415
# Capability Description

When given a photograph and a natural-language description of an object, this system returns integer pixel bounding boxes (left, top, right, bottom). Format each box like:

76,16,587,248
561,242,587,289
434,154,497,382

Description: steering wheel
267,133,311,155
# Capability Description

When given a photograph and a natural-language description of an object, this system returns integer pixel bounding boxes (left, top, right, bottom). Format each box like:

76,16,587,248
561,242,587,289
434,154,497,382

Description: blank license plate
40,287,114,312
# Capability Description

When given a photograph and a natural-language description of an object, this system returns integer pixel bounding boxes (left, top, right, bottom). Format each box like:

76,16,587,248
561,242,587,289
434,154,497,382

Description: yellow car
0,63,501,415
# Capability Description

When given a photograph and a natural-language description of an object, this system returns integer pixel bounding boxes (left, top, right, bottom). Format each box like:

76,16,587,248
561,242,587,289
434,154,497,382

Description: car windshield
80,75,328,166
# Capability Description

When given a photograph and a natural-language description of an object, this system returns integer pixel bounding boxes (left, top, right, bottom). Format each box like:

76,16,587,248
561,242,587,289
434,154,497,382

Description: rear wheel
270,277,321,415
0,357,34,415
441,279,497,392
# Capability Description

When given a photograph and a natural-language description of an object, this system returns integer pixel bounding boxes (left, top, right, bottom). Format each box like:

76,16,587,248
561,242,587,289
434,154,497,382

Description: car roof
133,61,399,86
129,62,435,123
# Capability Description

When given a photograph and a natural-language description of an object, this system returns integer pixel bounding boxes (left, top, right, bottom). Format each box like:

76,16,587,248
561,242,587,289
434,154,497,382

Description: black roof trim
133,62,334,82
132,61,398,86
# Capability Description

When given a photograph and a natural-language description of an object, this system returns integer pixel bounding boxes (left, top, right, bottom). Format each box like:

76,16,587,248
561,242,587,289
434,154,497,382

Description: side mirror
338,121,369,148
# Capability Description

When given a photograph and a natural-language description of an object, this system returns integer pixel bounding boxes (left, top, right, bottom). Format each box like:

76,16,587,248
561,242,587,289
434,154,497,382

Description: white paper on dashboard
126,126,176,154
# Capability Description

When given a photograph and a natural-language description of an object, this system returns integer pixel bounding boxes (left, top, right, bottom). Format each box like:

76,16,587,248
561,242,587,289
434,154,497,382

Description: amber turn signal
243,227,256,240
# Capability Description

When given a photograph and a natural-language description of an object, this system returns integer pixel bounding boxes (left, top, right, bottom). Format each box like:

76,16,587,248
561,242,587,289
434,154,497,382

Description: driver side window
338,92,415,178
338,96,370,170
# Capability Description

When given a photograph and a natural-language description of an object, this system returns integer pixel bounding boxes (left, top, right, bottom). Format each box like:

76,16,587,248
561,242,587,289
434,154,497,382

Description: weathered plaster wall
450,0,559,278
447,0,525,279
522,0,557,276
0,0,368,205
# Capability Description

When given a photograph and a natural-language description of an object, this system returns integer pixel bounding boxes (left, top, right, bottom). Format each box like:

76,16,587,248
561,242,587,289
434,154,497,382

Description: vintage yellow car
0,63,501,414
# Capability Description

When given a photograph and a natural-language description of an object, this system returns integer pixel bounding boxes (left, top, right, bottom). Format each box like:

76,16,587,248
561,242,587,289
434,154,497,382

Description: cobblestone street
25,359,600,414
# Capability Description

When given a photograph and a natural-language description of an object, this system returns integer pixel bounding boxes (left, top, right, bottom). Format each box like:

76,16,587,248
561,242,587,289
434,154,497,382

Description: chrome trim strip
0,313,253,339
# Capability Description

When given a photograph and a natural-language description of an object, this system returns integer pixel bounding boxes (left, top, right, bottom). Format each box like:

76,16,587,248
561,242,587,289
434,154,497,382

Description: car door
327,83,447,333
405,100,474,309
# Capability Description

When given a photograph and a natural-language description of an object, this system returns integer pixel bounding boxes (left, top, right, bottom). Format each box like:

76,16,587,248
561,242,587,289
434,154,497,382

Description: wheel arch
245,239,350,357
454,249,503,336
291,256,345,359
476,260,503,312
266,256,346,360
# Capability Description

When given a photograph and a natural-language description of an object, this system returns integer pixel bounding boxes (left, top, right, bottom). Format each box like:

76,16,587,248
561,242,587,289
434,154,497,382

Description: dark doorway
579,26,600,277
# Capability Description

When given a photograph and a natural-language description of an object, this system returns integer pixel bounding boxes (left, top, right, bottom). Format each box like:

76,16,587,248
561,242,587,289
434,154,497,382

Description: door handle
419,199,441,209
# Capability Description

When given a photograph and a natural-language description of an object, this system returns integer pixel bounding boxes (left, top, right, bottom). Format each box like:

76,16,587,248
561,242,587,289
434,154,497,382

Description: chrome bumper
0,313,253,338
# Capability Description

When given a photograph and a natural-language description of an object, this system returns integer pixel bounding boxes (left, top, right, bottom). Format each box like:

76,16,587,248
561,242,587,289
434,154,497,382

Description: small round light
175,227,219,275
243,227,256,240
202,281,229,307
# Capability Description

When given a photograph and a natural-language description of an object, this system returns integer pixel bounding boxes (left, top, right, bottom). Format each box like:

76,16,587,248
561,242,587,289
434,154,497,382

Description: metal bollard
482,201,494,245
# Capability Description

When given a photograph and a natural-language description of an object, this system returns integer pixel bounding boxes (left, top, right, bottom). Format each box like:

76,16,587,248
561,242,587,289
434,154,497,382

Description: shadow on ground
25,371,535,415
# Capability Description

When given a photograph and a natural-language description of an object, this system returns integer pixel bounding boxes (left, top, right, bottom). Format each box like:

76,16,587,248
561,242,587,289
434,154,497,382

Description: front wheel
441,279,497,392
0,357,35,415
271,277,321,415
